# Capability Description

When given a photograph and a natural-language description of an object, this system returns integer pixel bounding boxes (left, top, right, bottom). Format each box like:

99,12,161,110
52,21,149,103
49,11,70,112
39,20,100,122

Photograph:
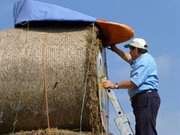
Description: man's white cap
124,38,148,50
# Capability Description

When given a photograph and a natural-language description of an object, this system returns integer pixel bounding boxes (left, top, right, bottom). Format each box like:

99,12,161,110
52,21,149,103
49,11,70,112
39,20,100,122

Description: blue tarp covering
14,0,96,25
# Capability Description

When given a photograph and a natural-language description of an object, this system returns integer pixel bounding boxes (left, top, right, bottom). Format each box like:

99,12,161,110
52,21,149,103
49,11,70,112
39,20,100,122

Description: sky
0,0,179,135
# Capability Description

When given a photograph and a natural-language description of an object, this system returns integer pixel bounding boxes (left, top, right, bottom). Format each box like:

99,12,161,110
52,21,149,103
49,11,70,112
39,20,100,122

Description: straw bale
0,25,104,134
9,128,92,135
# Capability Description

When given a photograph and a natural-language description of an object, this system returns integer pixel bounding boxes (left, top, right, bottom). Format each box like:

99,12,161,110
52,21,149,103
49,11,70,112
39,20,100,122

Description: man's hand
108,44,117,51
110,44,117,50
102,80,116,89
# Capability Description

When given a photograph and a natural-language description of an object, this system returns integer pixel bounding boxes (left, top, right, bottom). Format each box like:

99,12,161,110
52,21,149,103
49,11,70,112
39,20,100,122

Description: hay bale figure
0,24,107,134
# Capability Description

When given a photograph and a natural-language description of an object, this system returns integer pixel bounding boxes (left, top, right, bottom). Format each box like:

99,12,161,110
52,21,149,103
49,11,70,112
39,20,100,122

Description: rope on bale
42,32,50,129
79,23,95,135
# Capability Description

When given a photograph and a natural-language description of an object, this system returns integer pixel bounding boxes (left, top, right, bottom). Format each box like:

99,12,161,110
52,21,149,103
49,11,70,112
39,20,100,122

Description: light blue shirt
128,53,159,98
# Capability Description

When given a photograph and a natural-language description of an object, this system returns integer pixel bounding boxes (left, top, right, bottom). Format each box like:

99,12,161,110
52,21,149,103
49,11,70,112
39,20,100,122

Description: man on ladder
102,38,161,135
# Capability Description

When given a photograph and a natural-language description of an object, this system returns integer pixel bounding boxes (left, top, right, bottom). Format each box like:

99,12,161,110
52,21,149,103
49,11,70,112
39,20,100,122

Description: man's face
129,46,138,60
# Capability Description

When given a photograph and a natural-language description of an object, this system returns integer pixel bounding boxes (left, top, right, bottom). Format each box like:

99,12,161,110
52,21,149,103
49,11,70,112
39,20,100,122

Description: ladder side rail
107,89,134,135
107,89,125,116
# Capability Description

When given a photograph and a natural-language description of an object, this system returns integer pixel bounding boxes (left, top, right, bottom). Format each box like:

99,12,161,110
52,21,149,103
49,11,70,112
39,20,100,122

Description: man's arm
110,45,132,64
102,80,137,90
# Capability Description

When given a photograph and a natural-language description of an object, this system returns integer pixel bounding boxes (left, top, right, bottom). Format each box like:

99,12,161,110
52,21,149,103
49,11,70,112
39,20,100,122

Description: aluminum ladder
107,88,134,135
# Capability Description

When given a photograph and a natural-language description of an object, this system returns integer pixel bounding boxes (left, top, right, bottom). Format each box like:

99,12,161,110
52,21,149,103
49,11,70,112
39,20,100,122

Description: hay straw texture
9,128,92,135
0,25,104,134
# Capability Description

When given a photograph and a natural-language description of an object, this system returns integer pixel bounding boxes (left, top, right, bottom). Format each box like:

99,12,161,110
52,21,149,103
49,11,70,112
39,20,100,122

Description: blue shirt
128,53,159,98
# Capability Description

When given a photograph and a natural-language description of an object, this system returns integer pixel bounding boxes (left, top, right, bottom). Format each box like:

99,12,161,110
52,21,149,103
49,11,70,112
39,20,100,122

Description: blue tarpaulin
13,0,134,45
14,0,96,26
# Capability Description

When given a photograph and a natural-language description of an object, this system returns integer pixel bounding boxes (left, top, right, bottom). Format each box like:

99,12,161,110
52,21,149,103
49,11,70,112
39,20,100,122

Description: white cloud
155,55,174,79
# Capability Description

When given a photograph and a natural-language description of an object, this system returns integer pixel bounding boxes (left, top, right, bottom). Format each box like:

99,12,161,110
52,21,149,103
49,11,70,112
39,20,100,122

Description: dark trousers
131,90,160,135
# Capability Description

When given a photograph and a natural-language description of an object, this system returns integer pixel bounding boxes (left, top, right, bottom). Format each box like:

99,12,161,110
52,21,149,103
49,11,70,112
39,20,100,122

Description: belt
132,89,157,100
139,89,157,94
